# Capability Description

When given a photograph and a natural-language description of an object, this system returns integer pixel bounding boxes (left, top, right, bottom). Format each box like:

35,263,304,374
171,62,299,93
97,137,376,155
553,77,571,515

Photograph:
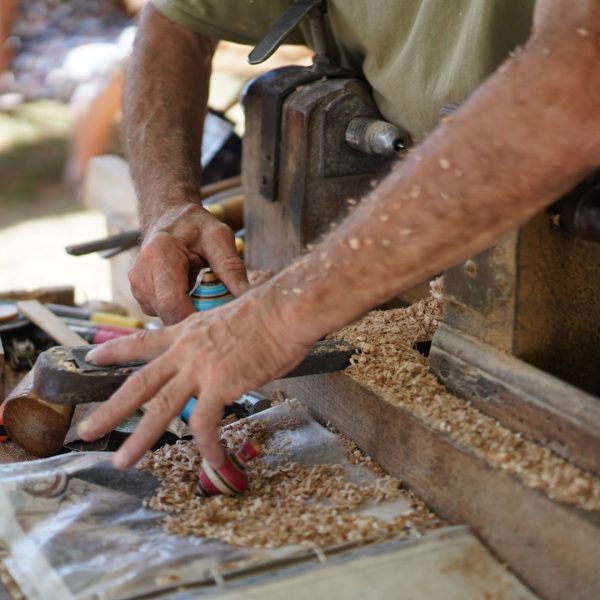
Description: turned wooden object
3,368,75,457
3,301,88,456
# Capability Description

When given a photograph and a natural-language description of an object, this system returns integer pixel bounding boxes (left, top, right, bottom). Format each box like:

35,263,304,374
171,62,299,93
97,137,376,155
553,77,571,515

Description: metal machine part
249,0,329,67
552,181,600,242
244,2,408,269
422,98,600,473
429,199,600,475
245,0,348,204
345,117,410,157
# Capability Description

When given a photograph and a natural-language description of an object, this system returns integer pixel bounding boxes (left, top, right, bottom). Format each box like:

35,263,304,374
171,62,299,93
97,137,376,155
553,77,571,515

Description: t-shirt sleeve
151,0,304,45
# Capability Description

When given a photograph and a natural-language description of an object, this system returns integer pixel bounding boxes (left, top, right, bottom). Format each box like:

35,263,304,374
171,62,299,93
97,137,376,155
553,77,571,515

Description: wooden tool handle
3,369,74,457
205,192,244,231
200,175,241,199
17,300,88,346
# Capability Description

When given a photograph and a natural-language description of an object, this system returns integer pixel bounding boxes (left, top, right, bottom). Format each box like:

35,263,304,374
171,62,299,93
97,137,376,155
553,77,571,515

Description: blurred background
0,0,309,310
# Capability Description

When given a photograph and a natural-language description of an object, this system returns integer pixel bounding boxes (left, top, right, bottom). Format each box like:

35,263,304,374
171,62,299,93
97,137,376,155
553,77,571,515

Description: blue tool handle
180,397,197,424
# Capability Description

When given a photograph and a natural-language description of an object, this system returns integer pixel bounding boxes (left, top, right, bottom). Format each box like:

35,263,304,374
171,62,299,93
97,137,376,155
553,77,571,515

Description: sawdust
0,440,36,465
138,415,441,549
248,270,273,288
329,279,600,511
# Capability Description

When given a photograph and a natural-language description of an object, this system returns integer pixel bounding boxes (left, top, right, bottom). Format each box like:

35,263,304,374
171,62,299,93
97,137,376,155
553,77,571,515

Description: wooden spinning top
190,268,234,312
198,440,261,496
189,269,259,497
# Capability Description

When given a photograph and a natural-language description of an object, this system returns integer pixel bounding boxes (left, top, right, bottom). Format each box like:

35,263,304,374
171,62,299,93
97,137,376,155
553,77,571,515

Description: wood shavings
409,185,421,199
0,441,36,465
247,270,273,287
329,279,600,511
138,416,440,549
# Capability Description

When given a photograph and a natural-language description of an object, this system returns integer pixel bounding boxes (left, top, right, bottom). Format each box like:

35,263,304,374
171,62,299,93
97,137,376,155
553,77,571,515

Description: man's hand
123,6,239,324
77,290,311,469
81,0,600,474
130,203,248,325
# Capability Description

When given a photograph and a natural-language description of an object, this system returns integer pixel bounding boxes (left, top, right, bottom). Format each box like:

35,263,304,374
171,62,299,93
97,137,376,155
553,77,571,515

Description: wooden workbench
261,373,600,600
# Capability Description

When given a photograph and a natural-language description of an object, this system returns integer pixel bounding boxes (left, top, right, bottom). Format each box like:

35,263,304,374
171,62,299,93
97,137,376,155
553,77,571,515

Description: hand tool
67,325,128,345
2,338,354,457
65,230,246,260
21,339,356,408
60,317,140,336
65,178,244,259
45,303,144,329
17,300,91,347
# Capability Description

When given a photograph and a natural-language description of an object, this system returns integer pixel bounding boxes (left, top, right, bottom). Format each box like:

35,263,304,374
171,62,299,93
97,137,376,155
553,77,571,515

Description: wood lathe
2,2,599,599
238,2,600,599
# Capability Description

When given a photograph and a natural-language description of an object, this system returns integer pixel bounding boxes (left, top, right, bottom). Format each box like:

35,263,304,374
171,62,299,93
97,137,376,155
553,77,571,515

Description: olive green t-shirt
151,0,534,137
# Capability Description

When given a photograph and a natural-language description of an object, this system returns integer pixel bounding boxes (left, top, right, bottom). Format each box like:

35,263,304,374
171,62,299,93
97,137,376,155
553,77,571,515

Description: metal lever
248,0,325,65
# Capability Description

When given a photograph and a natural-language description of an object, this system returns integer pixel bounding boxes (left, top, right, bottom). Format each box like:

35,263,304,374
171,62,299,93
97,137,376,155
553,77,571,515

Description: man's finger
129,282,158,317
77,355,177,441
190,395,228,467
112,370,196,469
203,225,249,297
151,250,197,324
85,329,173,366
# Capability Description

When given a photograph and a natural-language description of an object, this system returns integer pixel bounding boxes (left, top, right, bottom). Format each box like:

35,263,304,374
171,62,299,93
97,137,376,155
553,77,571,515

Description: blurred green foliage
0,101,77,228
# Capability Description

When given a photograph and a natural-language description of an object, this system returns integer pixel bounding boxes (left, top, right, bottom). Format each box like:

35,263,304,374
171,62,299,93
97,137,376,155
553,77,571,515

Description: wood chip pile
330,280,600,511
138,413,441,549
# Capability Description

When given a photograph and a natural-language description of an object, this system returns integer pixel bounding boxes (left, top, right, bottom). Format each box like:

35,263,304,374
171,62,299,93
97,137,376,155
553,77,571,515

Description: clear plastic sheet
0,403,413,599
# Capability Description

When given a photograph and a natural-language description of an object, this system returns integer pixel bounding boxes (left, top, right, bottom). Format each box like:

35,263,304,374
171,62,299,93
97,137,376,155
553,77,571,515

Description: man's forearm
267,8,600,345
123,5,216,233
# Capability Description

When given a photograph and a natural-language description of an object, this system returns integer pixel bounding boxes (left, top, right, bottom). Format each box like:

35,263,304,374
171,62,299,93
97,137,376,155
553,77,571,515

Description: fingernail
113,451,129,470
85,349,99,365
238,281,250,293
77,419,92,438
